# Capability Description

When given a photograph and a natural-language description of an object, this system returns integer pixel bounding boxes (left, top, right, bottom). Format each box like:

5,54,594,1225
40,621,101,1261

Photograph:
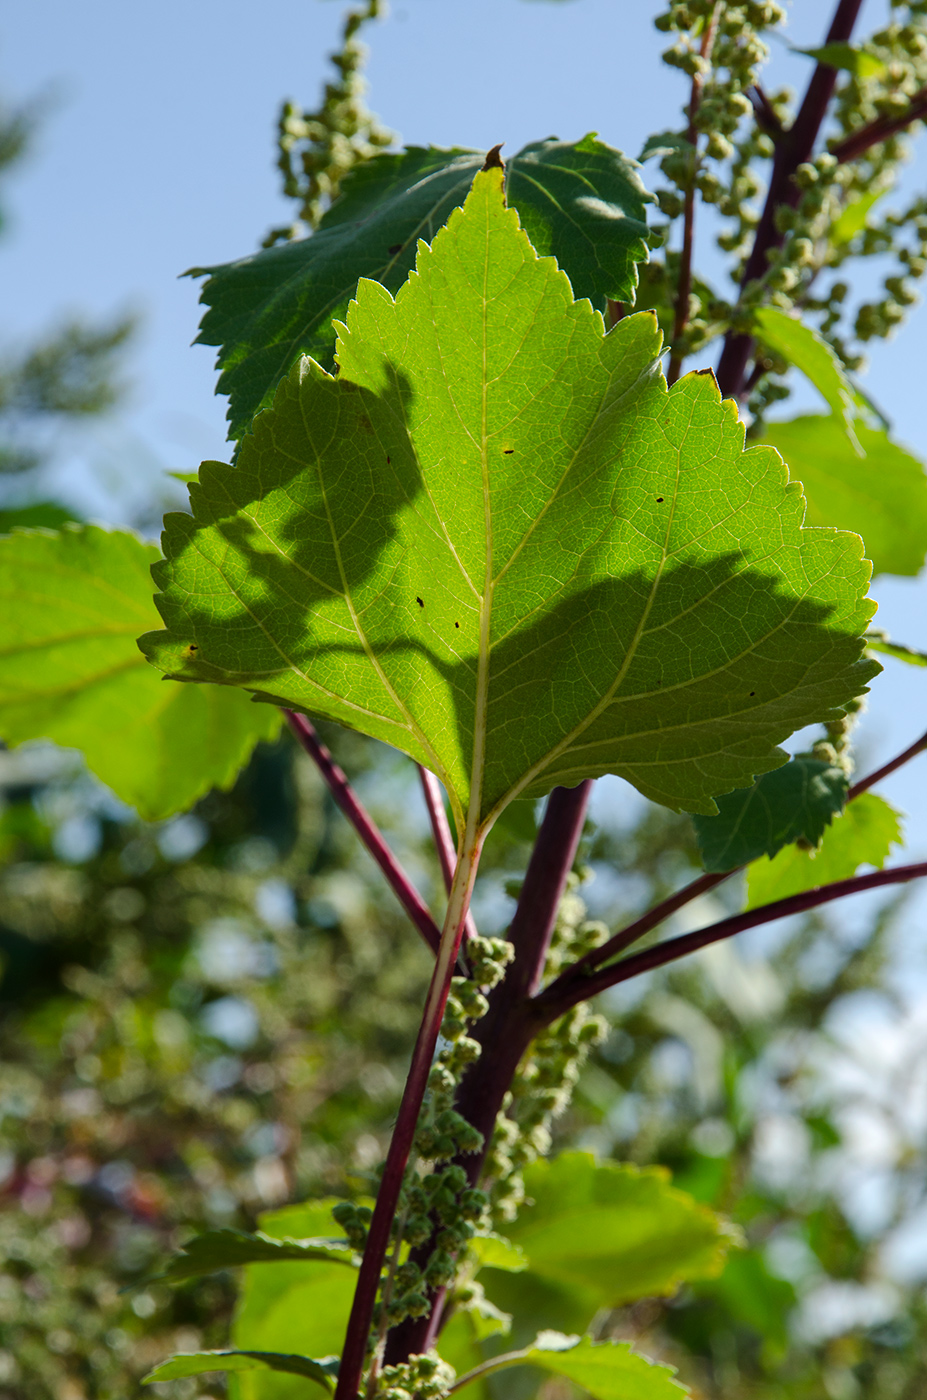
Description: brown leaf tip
482,144,505,172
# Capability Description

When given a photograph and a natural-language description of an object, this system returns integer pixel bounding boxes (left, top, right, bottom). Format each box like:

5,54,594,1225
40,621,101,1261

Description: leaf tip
482,142,505,171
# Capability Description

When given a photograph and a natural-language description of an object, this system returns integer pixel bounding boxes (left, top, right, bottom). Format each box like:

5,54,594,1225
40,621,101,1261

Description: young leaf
149,1227,356,1284
481,1153,734,1333
525,1333,687,1400
831,185,889,246
757,416,927,577
693,757,848,874
143,1350,338,1388
468,1232,528,1272
453,1332,687,1400
745,792,903,909
228,1201,362,1394
793,42,886,78
193,137,655,440
142,168,877,833
753,307,864,449
866,631,927,667
0,525,280,820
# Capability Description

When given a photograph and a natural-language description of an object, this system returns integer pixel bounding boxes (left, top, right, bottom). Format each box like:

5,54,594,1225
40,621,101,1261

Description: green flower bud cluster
331,1199,373,1251
264,0,394,244
483,880,607,1222
375,1349,456,1400
648,3,786,372
369,935,512,1336
810,695,866,779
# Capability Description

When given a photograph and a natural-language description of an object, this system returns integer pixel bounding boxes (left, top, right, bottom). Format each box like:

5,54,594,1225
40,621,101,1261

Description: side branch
831,85,927,164
286,712,441,956
534,861,927,1022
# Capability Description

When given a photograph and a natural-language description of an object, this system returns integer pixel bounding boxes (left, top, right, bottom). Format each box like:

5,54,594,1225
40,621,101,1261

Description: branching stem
286,712,441,956
418,766,478,943
831,84,927,164
334,838,483,1400
533,861,927,1021
715,0,865,398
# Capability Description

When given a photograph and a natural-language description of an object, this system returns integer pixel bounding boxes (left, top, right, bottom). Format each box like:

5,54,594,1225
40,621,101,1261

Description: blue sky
3,0,927,920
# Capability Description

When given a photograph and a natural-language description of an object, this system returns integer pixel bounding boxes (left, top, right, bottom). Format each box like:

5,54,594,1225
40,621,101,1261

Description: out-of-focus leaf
142,171,877,829
143,1351,338,1388
695,1250,796,1355
693,758,848,874
454,1331,688,1400
760,415,927,577
794,42,886,77
193,136,655,440
150,1227,356,1284
866,631,927,667
481,1153,734,1337
0,502,81,531
229,1200,362,1400
469,1233,527,1272
831,186,888,245
753,308,863,450
745,792,903,908
0,525,281,820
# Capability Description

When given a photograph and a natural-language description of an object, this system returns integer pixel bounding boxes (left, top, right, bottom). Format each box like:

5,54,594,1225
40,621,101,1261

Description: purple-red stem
715,0,865,399
418,766,477,943
334,845,481,1400
383,781,593,1363
534,861,927,1021
286,712,441,957
831,84,927,164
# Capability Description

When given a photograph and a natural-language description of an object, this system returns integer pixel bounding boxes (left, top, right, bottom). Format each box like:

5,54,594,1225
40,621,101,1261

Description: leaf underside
142,168,877,831
0,526,280,820
192,136,655,440
693,756,849,873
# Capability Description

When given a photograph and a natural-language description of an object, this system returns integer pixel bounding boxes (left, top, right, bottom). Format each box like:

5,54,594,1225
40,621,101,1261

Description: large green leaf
144,1352,338,1388
456,1332,687,1400
142,168,877,833
759,415,927,577
229,1201,361,1400
745,792,903,908
150,1227,356,1284
0,525,280,820
193,137,655,441
480,1153,734,1338
693,757,848,874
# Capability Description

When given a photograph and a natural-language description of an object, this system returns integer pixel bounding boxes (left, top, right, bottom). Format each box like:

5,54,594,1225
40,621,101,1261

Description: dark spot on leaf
386,456,391,464
417,597,424,608
503,449,514,454
455,621,460,628
656,497,664,503
749,691,756,697
185,644,198,654
388,243,403,256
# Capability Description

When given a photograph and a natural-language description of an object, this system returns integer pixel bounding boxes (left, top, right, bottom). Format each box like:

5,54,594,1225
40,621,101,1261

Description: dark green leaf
759,416,927,577
150,1227,356,1284
693,758,849,874
745,792,903,908
0,502,82,531
143,1351,338,1388
142,170,877,832
192,136,654,440
0,525,281,819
